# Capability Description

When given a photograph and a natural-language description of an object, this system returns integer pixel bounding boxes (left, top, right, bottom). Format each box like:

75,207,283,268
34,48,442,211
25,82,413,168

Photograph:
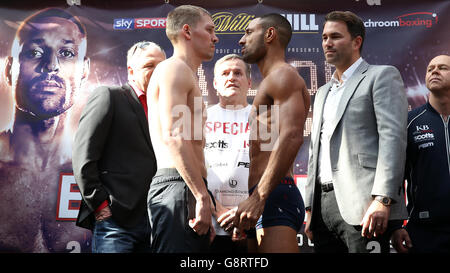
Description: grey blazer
72,83,157,230
305,60,408,226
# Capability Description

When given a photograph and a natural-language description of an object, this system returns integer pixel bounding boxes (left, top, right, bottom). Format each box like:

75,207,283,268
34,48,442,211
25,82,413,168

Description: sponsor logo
418,142,434,149
280,14,318,32
416,124,430,132
364,12,438,29
229,179,238,188
397,12,438,28
113,18,134,30
237,161,250,168
205,121,250,135
212,12,255,33
135,18,166,29
413,124,434,135
205,140,229,149
114,18,167,30
414,132,435,142
211,12,318,34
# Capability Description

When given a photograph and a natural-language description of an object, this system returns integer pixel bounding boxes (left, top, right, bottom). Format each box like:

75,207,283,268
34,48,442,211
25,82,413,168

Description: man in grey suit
304,11,408,253
72,41,165,252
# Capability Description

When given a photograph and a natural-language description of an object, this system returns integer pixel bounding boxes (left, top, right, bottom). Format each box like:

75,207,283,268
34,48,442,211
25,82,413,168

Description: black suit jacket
72,83,157,230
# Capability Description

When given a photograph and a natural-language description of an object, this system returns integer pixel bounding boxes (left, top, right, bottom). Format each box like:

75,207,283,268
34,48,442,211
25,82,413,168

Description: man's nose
212,33,219,44
238,36,245,46
227,72,237,81
41,53,60,73
323,37,332,48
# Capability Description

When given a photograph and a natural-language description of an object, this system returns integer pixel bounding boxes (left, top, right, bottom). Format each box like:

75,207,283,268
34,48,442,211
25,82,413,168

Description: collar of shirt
330,57,363,87
129,81,145,98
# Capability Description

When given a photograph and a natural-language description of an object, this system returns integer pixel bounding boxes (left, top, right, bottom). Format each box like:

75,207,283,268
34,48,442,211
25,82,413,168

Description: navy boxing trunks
245,177,305,238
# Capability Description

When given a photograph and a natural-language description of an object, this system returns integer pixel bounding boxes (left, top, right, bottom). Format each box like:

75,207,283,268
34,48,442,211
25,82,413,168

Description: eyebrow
428,64,449,69
322,31,343,36
27,38,76,46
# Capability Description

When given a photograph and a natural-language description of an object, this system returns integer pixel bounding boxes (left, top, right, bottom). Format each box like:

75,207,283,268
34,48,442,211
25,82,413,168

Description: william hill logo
212,12,318,34
212,12,255,33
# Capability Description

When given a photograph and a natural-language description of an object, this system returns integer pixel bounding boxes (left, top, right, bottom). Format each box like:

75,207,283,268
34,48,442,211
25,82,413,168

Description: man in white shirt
304,11,409,253
204,54,251,253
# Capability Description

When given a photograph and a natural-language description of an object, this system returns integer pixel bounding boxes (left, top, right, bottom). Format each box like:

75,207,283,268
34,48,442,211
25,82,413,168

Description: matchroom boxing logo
364,12,438,28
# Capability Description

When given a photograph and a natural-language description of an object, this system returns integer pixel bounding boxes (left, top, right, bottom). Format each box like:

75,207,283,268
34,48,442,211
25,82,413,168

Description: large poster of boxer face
0,1,448,252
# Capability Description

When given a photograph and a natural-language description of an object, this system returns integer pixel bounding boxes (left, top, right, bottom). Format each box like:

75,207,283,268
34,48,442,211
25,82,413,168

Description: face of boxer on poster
239,18,267,64
6,15,89,120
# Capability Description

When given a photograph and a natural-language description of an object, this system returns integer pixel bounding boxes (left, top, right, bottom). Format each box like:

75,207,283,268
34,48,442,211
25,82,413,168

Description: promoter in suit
304,11,409,253
72,41,165,252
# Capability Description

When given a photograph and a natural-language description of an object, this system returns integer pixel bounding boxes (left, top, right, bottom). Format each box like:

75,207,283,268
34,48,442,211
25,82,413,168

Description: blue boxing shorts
245,177,305,239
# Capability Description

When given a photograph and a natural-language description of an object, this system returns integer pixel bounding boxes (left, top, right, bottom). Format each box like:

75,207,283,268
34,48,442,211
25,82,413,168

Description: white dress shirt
318,57,363,184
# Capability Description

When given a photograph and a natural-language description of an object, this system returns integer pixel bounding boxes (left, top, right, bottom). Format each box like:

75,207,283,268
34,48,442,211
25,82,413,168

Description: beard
242,34,266,64
14,77,74,120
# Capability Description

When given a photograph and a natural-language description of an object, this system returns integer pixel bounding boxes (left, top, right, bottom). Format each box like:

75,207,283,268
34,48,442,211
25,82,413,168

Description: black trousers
209,235,248,253
311,186,393,253
147,168,210,253
406,221,450,253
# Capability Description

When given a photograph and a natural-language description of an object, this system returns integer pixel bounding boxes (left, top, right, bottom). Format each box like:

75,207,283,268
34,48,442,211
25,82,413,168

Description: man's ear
353,36,363,52
4,56,13,86
213,77,218,91
82,57,90,82
265,27,276,44
182,24,192,40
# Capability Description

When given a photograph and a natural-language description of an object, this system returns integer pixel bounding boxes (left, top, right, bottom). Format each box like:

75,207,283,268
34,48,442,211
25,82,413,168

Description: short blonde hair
166,5,211,43
214,54,251,79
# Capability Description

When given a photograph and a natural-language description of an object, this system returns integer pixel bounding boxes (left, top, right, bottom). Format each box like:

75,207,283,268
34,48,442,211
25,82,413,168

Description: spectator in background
392,54,450,253
72,41,165,252
205,54,251,253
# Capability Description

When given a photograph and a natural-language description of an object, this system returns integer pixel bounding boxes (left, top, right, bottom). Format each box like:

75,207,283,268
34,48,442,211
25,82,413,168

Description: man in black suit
72,41,165,252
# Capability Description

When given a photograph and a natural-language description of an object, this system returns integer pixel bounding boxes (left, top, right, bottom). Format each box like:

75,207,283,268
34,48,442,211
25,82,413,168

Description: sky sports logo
113,18,166,30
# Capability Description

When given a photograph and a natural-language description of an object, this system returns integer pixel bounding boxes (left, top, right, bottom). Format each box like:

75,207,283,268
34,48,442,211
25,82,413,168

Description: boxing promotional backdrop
0,0,448,252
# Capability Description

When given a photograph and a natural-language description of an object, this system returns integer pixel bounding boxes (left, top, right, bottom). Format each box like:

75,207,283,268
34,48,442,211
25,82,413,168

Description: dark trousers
210,235,248,253
311,186,391,253
406,222,450,253
92,215,151,253
147,168,210,253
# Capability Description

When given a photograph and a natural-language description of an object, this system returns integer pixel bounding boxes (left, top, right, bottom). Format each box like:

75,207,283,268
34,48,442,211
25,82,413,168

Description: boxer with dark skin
232,14,310,253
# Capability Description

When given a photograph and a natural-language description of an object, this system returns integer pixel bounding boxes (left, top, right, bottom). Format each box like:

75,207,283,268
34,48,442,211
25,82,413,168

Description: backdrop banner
0,0,448,253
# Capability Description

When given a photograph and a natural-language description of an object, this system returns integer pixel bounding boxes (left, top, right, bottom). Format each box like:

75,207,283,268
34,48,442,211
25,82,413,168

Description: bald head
426,54,450,93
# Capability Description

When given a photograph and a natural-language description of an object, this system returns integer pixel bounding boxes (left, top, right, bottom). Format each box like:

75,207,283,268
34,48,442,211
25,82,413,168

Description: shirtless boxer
232,13,310,253
146,5,219,253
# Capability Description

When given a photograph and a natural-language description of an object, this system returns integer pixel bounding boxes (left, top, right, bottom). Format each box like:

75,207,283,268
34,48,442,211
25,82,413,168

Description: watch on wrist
375,195,392,206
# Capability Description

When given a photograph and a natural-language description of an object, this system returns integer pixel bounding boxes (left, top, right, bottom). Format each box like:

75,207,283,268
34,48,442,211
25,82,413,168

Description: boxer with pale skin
146,5,219,252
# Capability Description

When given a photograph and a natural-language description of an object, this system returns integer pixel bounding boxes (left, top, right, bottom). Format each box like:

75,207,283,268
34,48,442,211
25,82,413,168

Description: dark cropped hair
324,11,365,53
17,7,86,42
257,13,292,49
